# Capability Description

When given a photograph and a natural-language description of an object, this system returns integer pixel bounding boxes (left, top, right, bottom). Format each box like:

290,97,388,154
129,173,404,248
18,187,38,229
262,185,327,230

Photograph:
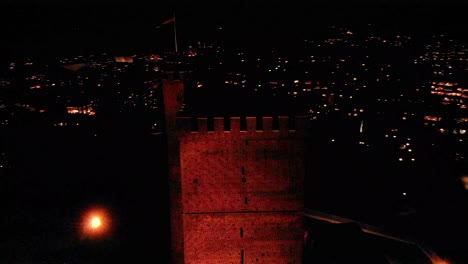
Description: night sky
0,1,467,58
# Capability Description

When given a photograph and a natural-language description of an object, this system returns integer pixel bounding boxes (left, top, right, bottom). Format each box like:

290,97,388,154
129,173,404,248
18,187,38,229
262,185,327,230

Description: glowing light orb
461,175,468,191
90,217,102,229
80,206,112,238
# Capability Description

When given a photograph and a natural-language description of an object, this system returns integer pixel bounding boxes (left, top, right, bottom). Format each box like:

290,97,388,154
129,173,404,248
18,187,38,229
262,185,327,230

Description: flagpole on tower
173,11,178,53
156,13,178,53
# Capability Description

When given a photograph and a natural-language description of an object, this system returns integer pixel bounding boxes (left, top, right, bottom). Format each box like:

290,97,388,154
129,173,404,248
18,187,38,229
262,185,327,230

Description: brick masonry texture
164,79,308,264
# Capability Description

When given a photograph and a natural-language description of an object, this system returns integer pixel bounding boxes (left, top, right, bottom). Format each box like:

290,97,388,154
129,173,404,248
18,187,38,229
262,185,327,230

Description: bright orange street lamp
80,206,112,239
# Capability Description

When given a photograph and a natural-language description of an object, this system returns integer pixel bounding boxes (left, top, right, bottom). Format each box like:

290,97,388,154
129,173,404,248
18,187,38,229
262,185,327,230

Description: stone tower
163,77,309,264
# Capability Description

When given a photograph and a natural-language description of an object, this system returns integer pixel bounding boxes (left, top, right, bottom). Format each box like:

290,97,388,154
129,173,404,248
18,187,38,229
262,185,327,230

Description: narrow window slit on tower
241,166,245,175
240,227,244,238
241,249,245,264
242,177,246,183
244,197,248,205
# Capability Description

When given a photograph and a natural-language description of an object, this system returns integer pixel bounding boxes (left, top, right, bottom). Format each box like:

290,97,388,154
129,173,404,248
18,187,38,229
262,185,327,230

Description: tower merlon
230,117,241,131
246,116,256,131
214,117,224,132
262,116,273,132
278,116,290,135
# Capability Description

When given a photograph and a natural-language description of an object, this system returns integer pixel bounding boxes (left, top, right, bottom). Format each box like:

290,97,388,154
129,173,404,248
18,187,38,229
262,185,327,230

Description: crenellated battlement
161,70,192,82
175,115,310,134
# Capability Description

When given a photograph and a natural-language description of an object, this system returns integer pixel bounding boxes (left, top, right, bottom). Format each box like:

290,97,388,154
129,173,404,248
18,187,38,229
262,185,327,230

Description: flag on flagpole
155,13,178,53
156,17,175,28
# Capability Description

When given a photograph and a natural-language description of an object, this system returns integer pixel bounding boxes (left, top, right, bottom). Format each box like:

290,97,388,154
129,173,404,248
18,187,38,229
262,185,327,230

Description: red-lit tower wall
163,77,186,264
163,79,308,264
